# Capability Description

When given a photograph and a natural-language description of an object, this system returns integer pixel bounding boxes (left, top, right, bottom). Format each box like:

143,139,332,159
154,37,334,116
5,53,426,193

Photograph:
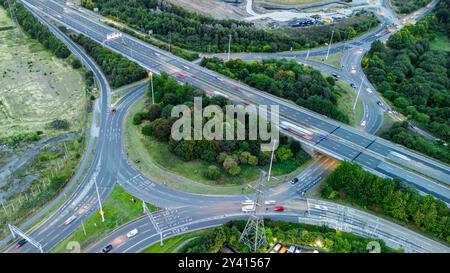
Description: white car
366,88,373,94
126,228,139,238
264,200,276,205
64,215,77,225
314,205,328,211
242,205,256,213
361,120,366,127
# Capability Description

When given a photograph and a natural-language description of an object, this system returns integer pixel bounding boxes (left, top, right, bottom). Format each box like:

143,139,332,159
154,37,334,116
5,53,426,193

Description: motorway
2,0,448,254
19,0,450,203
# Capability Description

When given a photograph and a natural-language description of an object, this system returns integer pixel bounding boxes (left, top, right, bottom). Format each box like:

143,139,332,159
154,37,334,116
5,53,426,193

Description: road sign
148,71,153,80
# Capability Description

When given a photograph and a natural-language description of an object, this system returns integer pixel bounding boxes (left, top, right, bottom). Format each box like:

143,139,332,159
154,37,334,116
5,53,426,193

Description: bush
133,113,144,125
49,119,70,130
141,124,154,136
204,165,221,180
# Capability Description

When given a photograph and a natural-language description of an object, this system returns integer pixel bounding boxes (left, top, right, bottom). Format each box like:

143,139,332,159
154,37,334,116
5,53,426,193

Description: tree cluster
134,73,309,180
201,58,349,123
364,2,450,141
72,35,147,88
391,0,432,14
181,220,395,253
81,0,378,53
322,162,449,242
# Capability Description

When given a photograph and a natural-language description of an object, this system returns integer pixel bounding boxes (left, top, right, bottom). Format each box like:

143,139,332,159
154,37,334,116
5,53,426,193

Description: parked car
274,206,285,212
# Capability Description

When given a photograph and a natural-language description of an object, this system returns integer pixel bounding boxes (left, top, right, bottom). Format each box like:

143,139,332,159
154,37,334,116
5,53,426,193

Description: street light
149,72,155,104
227,33,232,61
94,177,105,223
353,76,364,111
325,29,334,60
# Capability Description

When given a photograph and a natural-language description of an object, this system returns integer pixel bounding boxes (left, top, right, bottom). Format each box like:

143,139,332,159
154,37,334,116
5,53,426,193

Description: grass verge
51,184,156,253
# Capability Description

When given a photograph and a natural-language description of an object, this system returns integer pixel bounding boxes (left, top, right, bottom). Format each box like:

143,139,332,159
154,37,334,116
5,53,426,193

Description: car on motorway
351,66,357,74
366,88,373,94
290,177,299,185
314,205,328,211
102,244,113,253
274,206,285,212
154,52,160,57
15,238,27,249
265,200,276,205
376,101,384,107
126,228,139,238
361,120,366,127
350,83,356,89
64,215,77,225
111,108,117,114
332,73,340,79
177,73,187,79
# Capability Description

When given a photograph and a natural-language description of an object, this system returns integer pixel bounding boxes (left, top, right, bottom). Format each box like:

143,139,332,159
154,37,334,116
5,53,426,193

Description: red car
15,239,27,249
177,73,187,79
274,206,285,212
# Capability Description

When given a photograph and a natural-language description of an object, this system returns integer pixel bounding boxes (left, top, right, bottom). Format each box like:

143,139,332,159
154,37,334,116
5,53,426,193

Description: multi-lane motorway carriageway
20,0,450,204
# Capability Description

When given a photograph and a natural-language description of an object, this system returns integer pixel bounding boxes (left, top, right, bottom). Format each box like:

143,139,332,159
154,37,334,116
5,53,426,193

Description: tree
239,152,251,165
133,113,144,125
204,165,221,180
152,118,172,141
148,103,163,121
141,124,154,136
248,155,258,166
228,165,241,176
276,146,293,162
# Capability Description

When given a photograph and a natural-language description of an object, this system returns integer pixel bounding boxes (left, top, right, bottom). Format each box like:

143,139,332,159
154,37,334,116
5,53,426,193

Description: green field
309,51,343,68
142,232,204,253
125,98,312,195
336,81,364,127
52,185,157,253
0,8,86,139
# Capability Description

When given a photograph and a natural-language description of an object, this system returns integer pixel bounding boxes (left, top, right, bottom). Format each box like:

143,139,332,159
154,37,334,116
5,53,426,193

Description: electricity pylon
240,141,277,252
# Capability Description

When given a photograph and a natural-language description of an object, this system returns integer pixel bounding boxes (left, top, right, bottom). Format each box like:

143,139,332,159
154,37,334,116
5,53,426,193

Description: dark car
290,177,299,185
102,244,113,253
350,83,356,88
15,238,27,249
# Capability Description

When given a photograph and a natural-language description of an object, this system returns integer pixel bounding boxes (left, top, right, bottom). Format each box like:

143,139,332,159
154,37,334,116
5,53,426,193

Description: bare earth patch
166,0,248,20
